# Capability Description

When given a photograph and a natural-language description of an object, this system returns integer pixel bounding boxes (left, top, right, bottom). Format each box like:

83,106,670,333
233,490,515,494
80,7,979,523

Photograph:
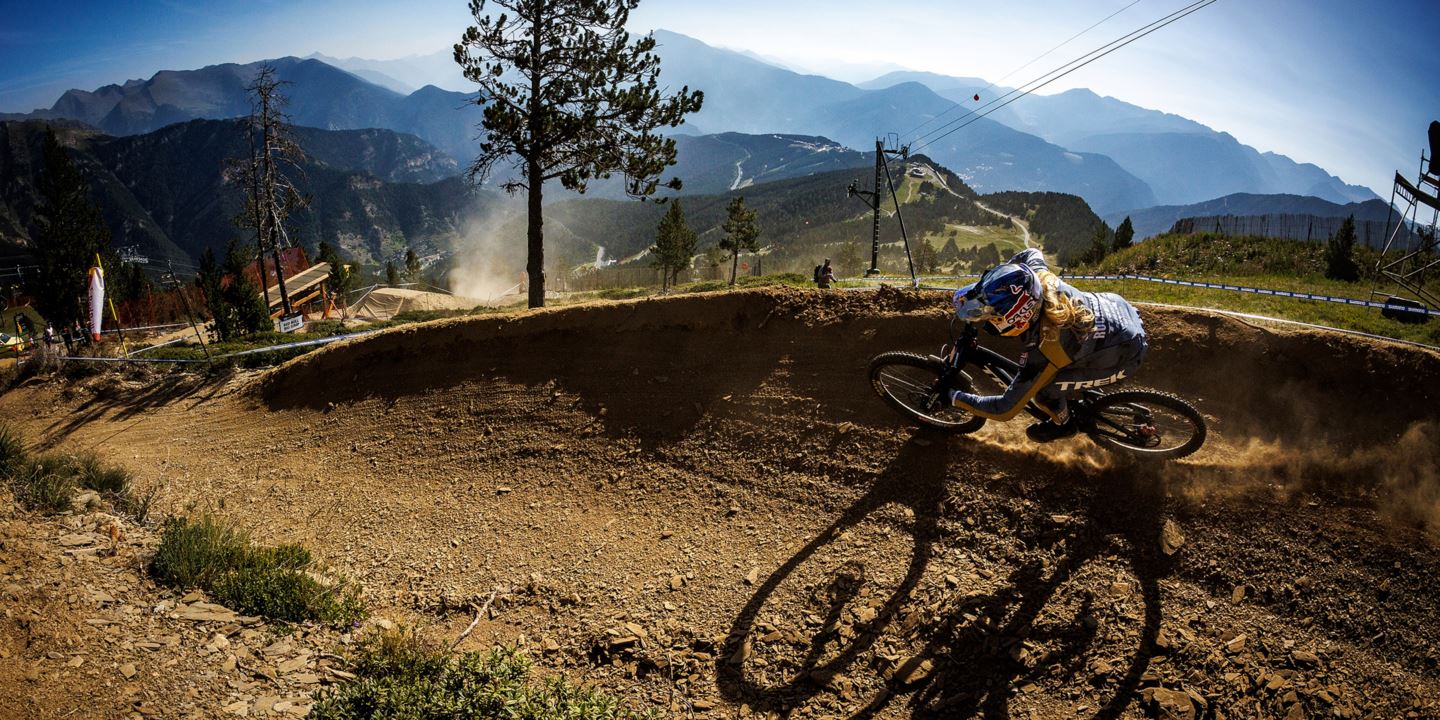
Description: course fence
55,328,383,366
853,273,1440,317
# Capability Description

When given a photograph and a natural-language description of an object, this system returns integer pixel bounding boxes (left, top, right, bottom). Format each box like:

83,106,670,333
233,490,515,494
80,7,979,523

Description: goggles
954,287,1037,337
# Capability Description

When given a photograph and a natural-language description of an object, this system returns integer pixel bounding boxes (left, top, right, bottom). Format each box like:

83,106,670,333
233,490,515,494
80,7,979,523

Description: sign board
278,314,305,333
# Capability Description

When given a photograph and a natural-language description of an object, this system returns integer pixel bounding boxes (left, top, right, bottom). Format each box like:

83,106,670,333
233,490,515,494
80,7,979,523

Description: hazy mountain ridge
648,32,1156,214
0,119,497,267
9,29,1381,244
10,57,486,166
864,73,1377,206
660,133,870,196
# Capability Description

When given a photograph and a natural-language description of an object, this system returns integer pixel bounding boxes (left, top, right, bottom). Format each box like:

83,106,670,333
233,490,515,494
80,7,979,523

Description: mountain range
2,57,486,166
856,72,1377,208
0,119,494,267
0,120,885,271
2,30,1378,218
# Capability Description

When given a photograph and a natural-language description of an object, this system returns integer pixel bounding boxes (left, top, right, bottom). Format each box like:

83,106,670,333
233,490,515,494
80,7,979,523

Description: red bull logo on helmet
1002,291,1037,325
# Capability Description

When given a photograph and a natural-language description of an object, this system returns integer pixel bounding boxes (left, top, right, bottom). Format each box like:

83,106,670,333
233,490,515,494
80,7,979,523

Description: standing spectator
814,258,837,289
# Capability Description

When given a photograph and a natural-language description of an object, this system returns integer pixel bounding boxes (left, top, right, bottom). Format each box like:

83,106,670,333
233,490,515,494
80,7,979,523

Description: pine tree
385,261,400,288
719,196,760,285
221,239,270,337
316,241,353,302
195,248,234,341
837,242,862,278
1325,215,1360,282
405,248,421,283
455,0,704,308
937,237,961,265
1113,216,1135,253
1081,224,1112,266
30,129,110,340
979,243,1003,268
915,240,940,274
650,201,697,292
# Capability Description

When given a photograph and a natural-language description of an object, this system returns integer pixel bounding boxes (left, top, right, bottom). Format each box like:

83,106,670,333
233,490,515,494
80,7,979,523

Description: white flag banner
88,266,105,341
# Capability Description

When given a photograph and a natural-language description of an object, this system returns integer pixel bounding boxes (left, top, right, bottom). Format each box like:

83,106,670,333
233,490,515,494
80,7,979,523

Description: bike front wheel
868,351,986,434
1083,390,1207,460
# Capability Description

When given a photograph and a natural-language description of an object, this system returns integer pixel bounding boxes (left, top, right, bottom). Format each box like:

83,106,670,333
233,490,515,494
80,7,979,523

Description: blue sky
1,0,1436,197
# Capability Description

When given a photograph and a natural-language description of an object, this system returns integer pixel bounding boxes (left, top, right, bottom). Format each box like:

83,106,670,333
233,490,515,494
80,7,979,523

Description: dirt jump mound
5,287,1437,718
257,288,1440,715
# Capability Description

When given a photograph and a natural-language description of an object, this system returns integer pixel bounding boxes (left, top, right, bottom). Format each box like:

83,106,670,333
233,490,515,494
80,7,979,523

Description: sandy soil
1,286,1437,719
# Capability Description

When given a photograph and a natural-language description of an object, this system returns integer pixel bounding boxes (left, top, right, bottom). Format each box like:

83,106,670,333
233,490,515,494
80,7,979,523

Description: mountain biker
950,248,1147,442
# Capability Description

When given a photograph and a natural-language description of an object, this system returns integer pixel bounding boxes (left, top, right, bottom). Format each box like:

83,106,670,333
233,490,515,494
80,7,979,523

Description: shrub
73,451,131,495
10,455,77,513
0,425,154,518
150,515,363,625
313,631,647,720
0,423,30,478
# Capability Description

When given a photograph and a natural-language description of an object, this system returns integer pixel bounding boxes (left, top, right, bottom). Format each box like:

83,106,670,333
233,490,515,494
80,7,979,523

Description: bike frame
936,321,1101,424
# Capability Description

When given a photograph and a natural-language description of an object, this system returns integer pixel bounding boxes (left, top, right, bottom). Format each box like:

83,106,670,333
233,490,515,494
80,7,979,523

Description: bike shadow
716,434,952,714
716,434,1173,720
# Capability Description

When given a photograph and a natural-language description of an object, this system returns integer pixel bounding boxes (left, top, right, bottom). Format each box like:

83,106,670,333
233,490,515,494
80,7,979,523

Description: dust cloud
970,416,1439,540
1162,421,1440,540
447,205,525,303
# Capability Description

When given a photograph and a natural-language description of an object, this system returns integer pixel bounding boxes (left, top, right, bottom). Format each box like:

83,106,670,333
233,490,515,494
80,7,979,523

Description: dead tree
228,65,309,317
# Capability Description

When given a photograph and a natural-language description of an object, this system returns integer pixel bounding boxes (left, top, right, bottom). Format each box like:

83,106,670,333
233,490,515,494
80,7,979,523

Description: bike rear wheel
868,351,986,434
1084,390,1206,460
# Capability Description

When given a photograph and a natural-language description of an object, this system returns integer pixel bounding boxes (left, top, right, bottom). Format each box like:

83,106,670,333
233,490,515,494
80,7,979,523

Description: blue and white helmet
952,262,1043,336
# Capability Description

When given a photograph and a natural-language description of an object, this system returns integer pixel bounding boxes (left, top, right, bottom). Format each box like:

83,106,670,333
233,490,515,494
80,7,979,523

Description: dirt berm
3,286,1438,719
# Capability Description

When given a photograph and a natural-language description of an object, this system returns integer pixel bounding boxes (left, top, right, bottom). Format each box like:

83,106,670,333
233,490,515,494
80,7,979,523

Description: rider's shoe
1026,418,1078,443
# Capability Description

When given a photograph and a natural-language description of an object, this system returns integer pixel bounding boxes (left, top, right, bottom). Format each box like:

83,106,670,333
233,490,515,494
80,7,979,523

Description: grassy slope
1070,278,1440,346
1073,233,1440,346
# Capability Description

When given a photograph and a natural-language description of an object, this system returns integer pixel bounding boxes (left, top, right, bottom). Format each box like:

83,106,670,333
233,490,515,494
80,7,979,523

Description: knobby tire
1085,389,1207,460
868,351,986,434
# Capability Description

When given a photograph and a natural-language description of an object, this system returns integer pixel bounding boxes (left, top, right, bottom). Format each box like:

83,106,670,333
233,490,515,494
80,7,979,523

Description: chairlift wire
902,0,1143,144
911,0,1211,151
910,0,1217,156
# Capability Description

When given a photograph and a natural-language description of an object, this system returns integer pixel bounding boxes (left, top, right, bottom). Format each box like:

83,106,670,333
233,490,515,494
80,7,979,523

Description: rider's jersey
952,249,1147,421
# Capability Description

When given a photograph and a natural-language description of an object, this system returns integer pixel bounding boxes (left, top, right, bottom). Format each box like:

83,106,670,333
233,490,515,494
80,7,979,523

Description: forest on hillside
981,191,1108,266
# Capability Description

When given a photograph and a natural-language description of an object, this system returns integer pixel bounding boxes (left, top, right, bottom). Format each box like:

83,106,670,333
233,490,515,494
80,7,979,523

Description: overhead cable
902,0,1143,143
911,0,1217,155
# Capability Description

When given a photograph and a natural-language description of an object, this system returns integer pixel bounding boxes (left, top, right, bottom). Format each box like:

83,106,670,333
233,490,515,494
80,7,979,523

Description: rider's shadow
717,434,952,714
716,437,1173,720
902,468,1169,719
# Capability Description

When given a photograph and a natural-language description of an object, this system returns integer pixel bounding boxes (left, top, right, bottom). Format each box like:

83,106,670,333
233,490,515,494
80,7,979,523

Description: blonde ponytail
1037,270,1094,340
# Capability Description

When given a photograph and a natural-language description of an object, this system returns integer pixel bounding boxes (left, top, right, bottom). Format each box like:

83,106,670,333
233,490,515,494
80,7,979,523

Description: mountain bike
868,322,1206,460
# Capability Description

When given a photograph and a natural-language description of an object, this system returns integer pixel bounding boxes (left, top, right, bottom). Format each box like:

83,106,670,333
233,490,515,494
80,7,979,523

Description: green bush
73,451,131,495
0,425,153,518
313,631,647,720
11,455,78,513
151,515,363,625
0,423,30,479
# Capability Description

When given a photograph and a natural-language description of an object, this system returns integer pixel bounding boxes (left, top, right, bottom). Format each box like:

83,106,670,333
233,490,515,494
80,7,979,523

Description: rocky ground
1,287,1437,719
0,492,364,718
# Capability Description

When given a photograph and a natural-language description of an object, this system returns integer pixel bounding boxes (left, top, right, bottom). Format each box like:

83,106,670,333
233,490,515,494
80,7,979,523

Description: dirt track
2,287,1438,719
